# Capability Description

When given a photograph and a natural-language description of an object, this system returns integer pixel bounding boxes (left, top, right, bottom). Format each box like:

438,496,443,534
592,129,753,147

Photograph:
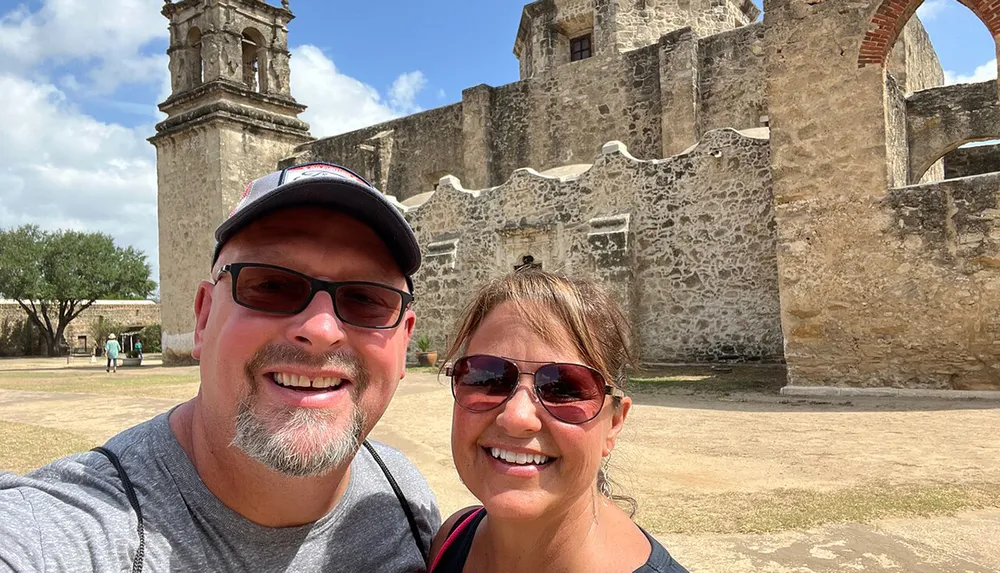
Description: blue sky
0,0,994,288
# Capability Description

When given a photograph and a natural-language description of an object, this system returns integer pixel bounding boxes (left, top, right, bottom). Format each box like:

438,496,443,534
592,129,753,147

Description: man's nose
285,290,347,350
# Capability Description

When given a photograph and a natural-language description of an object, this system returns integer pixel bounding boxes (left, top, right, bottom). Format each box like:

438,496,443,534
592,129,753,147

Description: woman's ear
603,396,631,457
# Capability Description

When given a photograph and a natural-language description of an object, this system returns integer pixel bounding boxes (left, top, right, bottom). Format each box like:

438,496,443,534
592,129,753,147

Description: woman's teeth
273,372,344,390
489,447,551,465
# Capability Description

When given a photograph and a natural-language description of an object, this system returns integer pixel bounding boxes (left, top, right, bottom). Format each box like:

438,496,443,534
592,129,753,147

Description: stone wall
281,104,465,200
767,0,1000,390
882,173,1000,386
697,23,768,135
945,144,1000,179
0,301,160,355
491,43,665,180
404,129,782,364
886,17,945,95
296,21,772,199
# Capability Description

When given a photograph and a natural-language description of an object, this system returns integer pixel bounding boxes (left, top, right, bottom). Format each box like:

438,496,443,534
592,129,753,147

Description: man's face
192,207,415,476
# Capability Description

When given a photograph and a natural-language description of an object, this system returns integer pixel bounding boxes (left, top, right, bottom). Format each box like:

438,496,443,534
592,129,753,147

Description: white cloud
0,73,160,282
916,0,948,21
0,0,166,94
290,45,427,137
389,71,428,113
945,59,998,85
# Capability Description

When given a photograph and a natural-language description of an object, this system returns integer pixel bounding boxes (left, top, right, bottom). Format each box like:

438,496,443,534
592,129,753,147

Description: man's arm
0,487,46,572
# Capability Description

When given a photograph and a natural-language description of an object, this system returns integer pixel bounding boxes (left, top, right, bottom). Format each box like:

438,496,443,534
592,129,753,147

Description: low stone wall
0,300,160,355
404,129,783,364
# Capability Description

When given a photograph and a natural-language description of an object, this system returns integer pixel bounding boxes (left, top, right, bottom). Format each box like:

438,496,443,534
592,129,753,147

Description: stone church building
151,0,1000,391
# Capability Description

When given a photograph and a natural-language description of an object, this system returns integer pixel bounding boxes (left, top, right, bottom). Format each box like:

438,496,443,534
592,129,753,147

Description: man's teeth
273,372,343,390
489,447,551,465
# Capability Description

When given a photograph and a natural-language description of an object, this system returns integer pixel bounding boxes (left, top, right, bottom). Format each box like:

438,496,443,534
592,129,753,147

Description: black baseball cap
212,162,421,284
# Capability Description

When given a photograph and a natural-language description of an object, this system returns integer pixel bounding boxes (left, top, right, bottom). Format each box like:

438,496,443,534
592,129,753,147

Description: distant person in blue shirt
104,334,121,373
134,340,143,361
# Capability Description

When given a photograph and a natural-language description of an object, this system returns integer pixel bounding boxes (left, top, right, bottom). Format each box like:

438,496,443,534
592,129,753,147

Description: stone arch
241,27,268,93
186,27,203,86
859,0,1000,67
907,80,1000,181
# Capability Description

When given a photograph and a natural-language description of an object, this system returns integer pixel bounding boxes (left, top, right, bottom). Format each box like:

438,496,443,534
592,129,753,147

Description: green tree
0,225,156,356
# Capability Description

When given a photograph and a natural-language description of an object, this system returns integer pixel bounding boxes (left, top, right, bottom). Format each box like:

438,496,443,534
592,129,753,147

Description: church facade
152,0,1000,391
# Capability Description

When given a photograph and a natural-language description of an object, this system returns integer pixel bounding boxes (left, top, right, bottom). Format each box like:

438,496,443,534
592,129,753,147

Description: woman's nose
495,376,543,435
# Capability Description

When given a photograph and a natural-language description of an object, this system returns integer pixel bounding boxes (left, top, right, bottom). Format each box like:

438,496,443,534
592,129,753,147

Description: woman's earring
598,456,613,497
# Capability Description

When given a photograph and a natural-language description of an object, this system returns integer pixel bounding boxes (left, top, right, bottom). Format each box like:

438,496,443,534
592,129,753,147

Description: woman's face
450,301,631,521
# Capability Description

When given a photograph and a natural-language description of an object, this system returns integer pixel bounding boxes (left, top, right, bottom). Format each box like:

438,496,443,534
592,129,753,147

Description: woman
428,270,688,572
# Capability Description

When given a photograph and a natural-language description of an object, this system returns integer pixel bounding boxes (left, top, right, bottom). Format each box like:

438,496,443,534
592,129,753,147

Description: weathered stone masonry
154,0,1000,390
404,130,782,364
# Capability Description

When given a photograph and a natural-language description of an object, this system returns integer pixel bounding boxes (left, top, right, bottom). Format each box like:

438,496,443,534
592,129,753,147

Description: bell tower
150,0,312,365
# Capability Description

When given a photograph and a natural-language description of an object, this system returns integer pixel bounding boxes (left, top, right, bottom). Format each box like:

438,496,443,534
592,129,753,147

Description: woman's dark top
429,507,690,573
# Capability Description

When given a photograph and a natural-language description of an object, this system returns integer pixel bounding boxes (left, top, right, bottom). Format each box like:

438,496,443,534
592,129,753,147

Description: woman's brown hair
442,269,638,515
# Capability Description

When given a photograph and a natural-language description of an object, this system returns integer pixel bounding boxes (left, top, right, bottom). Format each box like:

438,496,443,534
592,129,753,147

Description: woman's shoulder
634,527,690,573
635,525,689,573
426,505,484,567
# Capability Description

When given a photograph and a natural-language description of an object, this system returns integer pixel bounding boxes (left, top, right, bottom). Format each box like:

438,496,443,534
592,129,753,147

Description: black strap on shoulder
92,447,145,573
362,440,428,559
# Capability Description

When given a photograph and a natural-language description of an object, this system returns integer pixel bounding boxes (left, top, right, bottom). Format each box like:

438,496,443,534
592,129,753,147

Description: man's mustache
243,344,370,391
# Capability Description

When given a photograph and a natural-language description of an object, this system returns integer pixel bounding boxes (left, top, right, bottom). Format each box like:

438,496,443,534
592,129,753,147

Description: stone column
658,27,700,157
461,84,494,189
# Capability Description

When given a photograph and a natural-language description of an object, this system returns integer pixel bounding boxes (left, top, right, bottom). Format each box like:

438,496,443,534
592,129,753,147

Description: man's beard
232,344,370,477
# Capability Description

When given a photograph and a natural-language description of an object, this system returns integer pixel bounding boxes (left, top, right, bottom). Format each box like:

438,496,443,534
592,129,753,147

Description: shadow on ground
630,365,1000,413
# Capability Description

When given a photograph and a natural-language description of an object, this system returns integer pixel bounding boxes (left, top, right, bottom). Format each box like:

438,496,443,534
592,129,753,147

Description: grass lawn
0,421,97,475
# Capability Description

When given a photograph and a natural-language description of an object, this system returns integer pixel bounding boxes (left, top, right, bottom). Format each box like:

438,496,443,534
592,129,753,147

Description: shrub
137,323,162,353
416,333,432,352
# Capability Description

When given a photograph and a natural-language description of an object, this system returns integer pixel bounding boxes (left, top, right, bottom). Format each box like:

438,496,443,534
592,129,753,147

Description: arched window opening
186,27,204,87
242,28,268,93
866,0,999,184
943,139,1000,179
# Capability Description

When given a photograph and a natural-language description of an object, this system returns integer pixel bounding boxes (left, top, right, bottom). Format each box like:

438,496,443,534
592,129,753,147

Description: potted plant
121,350,142,367
415,334,437,367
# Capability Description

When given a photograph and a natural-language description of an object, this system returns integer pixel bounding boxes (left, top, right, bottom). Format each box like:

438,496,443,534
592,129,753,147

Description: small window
570,34,592,62
514,255,542,271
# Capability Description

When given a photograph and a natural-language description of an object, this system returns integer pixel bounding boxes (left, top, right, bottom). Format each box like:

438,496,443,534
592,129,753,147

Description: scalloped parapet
404,128,769,209
404,128,782,365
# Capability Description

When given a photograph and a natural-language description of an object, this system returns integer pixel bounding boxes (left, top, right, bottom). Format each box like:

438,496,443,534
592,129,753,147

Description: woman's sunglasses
446,354,625,424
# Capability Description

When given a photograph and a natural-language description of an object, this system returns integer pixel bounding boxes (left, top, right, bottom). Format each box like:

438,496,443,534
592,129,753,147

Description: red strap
428,507,485,572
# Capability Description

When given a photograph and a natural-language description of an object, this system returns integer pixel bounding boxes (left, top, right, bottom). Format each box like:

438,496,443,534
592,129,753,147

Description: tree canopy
0,225,156,356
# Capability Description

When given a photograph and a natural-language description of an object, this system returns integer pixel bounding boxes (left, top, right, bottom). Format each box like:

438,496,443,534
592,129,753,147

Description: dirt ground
1,358,998,572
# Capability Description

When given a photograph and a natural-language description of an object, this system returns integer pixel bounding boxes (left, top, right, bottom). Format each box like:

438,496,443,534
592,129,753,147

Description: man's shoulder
1,414,168,502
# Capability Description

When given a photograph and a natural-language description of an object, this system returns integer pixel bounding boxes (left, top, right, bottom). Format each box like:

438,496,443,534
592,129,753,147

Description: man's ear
191,281,215,360
402,308,415,340
603,396,631,457
398,309,416,379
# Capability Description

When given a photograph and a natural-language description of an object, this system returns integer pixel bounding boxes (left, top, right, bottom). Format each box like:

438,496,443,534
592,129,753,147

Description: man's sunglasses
446,354,625,425
216,262,413,329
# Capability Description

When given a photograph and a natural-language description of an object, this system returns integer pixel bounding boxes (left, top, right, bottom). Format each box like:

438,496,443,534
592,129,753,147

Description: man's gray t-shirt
0,412,441,572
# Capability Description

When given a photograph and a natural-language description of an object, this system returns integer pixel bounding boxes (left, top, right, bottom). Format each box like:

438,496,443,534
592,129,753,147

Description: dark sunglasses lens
234,266,312,313
452,356,518,412
335,284,404,328
535,363,605,423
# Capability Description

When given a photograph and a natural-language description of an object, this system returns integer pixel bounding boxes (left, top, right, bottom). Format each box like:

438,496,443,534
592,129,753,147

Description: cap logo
229,180,255,216
282,164,369,187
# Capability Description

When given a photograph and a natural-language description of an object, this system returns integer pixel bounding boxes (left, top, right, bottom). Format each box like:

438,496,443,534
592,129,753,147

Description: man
105,333,121,373
134,339,143,361
0,163,440,572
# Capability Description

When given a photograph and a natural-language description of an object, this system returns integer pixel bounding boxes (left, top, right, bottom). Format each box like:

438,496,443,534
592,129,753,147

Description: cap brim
213,178,421,277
